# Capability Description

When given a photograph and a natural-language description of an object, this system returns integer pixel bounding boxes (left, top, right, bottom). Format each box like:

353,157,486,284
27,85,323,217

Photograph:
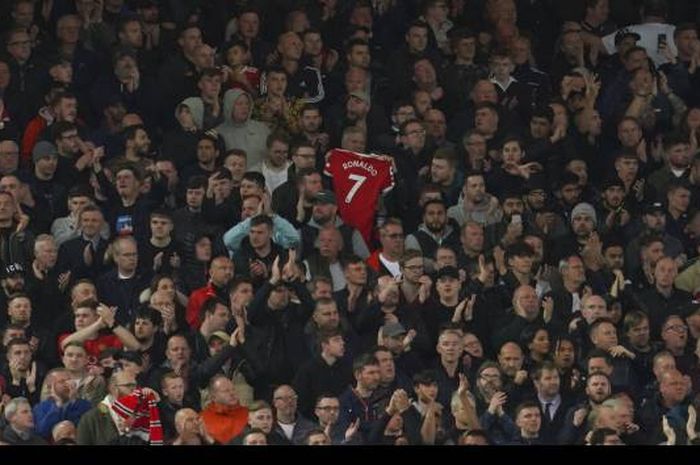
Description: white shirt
490,76,517,93
260,160,290,194
670,167,687,178
328,262,347,291
571,292,581,314
278,421,295,440
538,394,562,421
379,253,401,277
602,23,677,67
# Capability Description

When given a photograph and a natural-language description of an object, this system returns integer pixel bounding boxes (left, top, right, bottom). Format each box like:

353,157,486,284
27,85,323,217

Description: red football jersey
324,149,395,242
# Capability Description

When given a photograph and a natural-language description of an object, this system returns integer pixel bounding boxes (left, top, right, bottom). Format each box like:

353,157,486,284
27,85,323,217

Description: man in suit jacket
530,361,575,444
56,205,110,282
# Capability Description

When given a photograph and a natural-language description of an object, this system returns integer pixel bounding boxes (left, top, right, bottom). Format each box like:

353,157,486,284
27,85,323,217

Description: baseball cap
348,90,370,103
313,190,337,205
32,141,58,163
2,262,24,279
614,29,641,46
601,177,625,191
382,321,407,338
208,331,230,344
643,202,665,215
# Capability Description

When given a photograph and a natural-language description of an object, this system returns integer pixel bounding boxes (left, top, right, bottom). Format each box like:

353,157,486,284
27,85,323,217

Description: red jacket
21,109,51,165
185,282,217,329
366,249,382,273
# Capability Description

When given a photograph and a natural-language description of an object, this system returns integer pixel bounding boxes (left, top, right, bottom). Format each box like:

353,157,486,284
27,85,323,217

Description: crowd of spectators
0,0,699,446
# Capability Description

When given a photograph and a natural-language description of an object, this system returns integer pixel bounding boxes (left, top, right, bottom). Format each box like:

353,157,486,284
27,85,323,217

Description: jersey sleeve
323,149,337,178
380,159,396,194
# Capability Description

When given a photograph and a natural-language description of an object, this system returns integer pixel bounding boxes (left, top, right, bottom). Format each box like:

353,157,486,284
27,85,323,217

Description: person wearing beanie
569,202,597,227
28,141,69,232
551,201,603,268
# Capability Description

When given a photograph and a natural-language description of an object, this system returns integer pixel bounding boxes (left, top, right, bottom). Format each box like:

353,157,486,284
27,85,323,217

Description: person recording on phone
600,0,678,67
485,190,527,250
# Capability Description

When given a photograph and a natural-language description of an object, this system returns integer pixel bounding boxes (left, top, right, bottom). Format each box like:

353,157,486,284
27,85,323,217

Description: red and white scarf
111,388,164,445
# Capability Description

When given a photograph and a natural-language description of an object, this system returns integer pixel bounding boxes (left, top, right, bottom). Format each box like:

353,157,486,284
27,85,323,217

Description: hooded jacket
179,97,204,130
215,89,271,168
447,193,503,227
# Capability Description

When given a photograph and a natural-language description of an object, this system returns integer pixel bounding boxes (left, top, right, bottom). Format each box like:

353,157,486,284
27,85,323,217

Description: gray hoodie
447,193,503,227
178,97,204,130
215,88,271,168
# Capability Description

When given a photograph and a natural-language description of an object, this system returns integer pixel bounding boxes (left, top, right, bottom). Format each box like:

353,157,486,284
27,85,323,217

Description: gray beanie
570,202,597,225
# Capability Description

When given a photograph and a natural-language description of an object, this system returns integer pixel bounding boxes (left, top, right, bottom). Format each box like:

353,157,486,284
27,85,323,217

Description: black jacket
1,426,48,445
246,280,314,390
292,354,354,417
56,235,110,282
95,269,151,325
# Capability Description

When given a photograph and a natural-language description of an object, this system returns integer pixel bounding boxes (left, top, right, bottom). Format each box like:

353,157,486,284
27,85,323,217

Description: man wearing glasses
269,384,315,444
314,394,362,444
366,219,405,278
660,315,694,375
76,370,139,445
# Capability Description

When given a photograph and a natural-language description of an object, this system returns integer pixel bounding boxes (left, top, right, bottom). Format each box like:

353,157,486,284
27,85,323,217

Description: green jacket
76,403,119,445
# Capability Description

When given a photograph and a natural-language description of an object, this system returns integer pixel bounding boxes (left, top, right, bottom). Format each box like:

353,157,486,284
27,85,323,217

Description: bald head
52,420,76,443
210,375,239,406
174,408,198,434
513,285,538,319
498,342,524,376
659,369,687,405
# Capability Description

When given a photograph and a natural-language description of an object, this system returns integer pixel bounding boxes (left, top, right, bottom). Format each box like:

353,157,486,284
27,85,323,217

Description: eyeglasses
664,324,688,333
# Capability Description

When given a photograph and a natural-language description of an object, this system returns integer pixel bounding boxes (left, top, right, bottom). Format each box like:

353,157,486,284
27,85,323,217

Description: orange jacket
201,402,249,444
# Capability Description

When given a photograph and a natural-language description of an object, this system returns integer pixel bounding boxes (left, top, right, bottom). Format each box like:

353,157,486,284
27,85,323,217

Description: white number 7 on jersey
345,174,367,203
